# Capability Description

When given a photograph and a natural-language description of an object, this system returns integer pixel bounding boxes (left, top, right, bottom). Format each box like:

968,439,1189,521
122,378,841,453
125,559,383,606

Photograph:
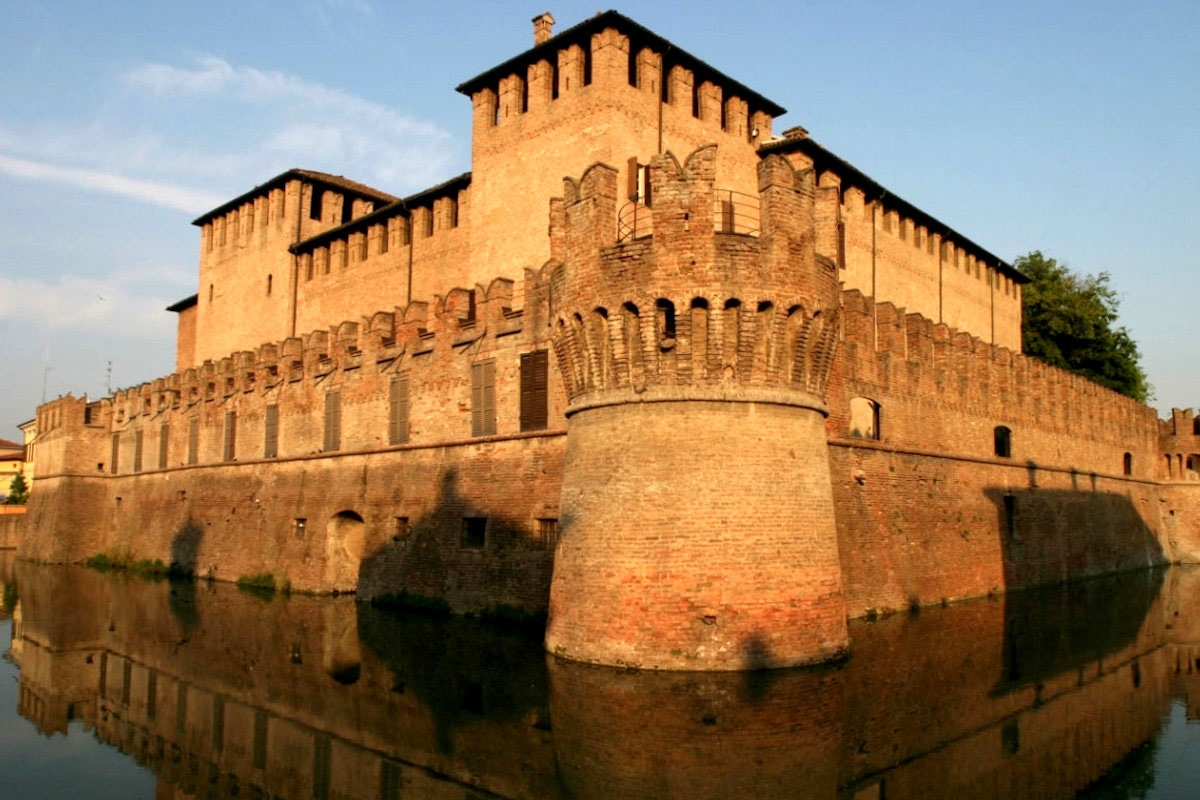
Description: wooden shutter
187,419,199,465
133,429,144,473
223,411,237,461
158,423,169,469
324,391,341,451
110,434,120,474
264,404,279,458
471,360,496,436
520,350,549,431
389,375,409,445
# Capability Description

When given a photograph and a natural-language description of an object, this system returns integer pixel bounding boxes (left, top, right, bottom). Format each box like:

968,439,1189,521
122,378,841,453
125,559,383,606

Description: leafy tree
6,474,29,505
1017,251,1149,403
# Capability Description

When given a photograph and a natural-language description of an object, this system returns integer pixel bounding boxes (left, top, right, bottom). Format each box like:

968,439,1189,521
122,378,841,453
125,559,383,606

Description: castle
16,11,1200,670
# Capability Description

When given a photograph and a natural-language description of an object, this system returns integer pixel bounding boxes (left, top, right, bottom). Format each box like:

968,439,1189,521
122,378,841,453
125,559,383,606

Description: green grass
235,572,291,598
85,551,192,580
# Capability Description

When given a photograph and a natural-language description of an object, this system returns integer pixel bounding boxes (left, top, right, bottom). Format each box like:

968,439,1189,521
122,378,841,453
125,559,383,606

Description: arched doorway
324,510,365,592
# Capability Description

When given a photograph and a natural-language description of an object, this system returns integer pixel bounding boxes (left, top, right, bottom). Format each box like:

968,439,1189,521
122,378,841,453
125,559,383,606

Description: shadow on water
356,602,548,754
992,567,1165,695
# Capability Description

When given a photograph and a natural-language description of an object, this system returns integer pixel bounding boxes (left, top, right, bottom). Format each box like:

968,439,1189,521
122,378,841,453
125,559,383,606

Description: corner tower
544,146,849,670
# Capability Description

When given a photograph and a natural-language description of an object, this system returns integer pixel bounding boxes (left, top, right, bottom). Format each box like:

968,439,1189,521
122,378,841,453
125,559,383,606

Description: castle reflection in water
2,550,1199,800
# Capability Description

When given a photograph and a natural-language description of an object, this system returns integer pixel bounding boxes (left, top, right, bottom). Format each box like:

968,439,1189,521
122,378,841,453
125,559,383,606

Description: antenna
106,361,113,395
41,348,52,404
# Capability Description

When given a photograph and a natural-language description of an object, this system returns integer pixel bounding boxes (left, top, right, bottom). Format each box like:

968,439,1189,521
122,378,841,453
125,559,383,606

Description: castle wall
825,288,1168,616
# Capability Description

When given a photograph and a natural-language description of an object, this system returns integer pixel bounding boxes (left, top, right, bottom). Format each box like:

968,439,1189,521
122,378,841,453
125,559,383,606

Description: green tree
6,473,29,505
1017,251,1149,403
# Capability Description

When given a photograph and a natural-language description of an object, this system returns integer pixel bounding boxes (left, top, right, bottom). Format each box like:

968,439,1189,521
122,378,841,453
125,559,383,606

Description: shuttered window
110,434,120,474
389,375,409,445
158,423,169,469
223,411,237,461
264,404,279,458
324,391,341,451
520,350,549,431
187,418,199,465
470,360,496,437
133,429,144,473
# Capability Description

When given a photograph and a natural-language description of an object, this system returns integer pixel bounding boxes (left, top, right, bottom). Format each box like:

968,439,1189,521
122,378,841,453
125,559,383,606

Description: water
1,549,1199,799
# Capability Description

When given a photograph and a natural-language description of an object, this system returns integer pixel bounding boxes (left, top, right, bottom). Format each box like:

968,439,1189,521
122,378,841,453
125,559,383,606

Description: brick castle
15,11,1200,670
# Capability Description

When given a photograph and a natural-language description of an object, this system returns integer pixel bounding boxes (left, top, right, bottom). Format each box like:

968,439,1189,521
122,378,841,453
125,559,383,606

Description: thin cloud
0,271,188,340
0,154,225,214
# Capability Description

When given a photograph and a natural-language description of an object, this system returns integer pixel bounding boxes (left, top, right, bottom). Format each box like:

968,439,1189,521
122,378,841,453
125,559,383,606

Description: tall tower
544,146,849,670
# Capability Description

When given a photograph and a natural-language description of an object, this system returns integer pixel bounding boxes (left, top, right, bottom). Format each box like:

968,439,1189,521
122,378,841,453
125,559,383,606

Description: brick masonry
14,11,1200,669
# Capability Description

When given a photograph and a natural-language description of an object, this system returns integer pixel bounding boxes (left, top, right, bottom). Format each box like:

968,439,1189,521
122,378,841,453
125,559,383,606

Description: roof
166,294,198,313
456,10,786,118
192,169,398,227
0,439,22,450
760,134,1029,284
290,173,472,254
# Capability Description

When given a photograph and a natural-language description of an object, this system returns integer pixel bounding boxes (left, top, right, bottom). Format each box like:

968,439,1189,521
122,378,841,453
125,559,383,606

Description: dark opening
340,195,353,224
656,298,676,339
461,517,487,549
1123,452,1133,476
994,425,1012,458
627,44,638,86
1004,495,1017,539
551,61,560,99
310,188,323,221
582,43,592,86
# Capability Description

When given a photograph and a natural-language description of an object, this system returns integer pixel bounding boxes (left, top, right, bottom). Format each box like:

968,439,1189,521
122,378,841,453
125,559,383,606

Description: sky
0,0,1196,440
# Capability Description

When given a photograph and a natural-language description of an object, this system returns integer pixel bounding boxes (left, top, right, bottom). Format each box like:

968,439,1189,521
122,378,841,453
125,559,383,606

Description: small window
187,418,199,465
266,274,273,296
534,518,559,550
994,426,1012,458
849,397,880,440
158,422,169,469
392,517,410,542
1003,495,1017,539
110,434,120,475
1123,452,1133,476
292,518,307,538
133,429,144,473
461,517,487,550
310,188,323,221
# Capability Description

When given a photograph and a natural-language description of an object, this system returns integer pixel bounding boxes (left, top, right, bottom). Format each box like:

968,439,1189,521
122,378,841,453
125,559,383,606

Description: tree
5,474,29,505
1017,251,1149,403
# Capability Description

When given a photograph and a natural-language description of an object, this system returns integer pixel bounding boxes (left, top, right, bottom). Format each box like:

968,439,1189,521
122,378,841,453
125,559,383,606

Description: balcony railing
616,189,760,243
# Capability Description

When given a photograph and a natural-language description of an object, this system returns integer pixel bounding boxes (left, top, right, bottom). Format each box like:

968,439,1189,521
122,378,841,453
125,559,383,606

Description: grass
85,551,192,580
235,572,291,598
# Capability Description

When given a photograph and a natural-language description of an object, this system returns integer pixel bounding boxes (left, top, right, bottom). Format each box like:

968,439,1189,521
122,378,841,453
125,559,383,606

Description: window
310,187,323,221
849,397,880,440
471,360,496,436
187,418,199,465
389,375,410,445
461,517,487,549
534,518,559,550
264,404,279,458
994,425,1012,458
158,423,169,469
1123,452,1133,476
292,518,307,538
1003,495,1017,539
519,351,548,432
266,274,273,296
133,429,144,473
223,411,237,461
110,434,120,475
392,517,410,542
324,391,342,451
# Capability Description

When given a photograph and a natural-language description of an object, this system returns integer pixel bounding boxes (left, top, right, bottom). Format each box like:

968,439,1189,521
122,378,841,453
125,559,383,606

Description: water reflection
2,553,1199,799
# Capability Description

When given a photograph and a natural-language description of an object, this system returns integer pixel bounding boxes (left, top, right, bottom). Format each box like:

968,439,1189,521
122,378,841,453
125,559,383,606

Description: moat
2,549,1198,800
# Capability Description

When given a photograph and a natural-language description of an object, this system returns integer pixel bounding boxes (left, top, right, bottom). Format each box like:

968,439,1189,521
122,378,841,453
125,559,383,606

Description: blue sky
0,0,1196,439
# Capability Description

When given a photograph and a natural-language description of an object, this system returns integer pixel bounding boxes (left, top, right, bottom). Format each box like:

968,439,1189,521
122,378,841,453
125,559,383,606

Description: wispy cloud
0,267,191,340
0,154,225,214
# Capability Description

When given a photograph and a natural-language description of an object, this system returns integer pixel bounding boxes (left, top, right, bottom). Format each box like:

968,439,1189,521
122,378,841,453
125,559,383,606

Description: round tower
545,146,849,670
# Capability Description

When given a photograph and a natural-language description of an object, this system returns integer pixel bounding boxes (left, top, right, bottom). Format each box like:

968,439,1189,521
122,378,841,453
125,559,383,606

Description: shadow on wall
990,566,1165,696
356,469,553,615
984,484,1168,592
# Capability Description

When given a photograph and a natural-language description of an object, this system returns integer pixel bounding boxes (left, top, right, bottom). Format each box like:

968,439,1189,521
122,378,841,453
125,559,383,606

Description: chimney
533,12,555,46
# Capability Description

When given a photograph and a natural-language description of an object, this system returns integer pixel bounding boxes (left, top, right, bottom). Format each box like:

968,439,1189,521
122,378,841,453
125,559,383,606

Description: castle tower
544,146,849,670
